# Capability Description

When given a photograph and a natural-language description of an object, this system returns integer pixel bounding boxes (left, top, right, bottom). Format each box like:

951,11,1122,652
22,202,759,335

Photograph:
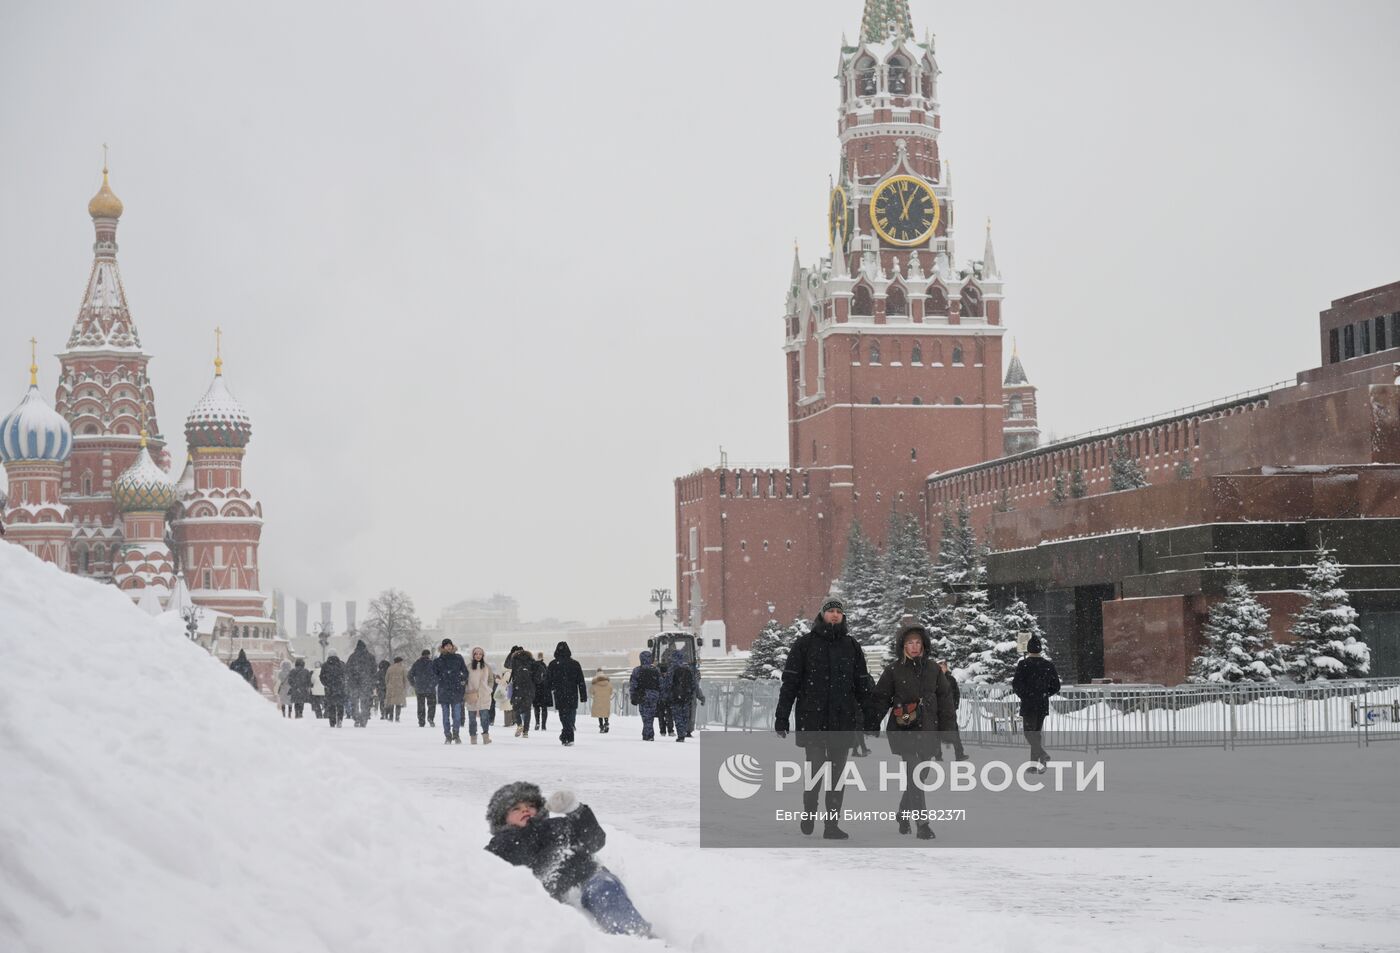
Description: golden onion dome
88,166,124,220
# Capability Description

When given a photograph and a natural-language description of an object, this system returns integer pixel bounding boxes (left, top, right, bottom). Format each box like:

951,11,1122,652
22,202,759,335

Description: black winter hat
421,649,431,657
486,781,547,834
820,597,846,614
1027,635,1043,654
441,638,454,649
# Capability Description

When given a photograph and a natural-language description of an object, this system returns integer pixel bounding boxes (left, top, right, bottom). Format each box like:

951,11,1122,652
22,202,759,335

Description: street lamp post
181,604,203,642
312,621,333,662
650,588,671,633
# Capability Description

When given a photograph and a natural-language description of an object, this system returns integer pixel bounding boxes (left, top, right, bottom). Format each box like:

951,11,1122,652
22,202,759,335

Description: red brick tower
54,160,169,580
173,335,265,617
1001,335,1039,455
788,0,1008,544
675,0,1028,649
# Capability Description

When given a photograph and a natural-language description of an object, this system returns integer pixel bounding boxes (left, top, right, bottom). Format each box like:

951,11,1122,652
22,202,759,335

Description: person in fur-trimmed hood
484,782,651,937
872,623,949,840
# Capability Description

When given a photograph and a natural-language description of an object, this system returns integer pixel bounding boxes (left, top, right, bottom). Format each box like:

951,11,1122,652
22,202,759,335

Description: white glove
546,789,579,814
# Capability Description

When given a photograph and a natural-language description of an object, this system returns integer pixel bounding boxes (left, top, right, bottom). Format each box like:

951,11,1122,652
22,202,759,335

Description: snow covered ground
2,542,1397,953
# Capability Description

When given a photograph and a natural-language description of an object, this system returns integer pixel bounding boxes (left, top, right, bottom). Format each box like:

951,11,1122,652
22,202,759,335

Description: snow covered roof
185,373,252,449
113,442,176,512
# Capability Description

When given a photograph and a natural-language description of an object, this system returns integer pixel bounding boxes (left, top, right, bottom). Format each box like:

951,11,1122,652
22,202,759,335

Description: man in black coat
505,646,536,737
319,653,347,728
935,659,969,761
287,658,313,718
547,641,588,746
229,649,258,690
531,652,551,731
1012,636,1062,770
345,640,377,727
408,648,437,728
432,639,469,743
775,597,876,839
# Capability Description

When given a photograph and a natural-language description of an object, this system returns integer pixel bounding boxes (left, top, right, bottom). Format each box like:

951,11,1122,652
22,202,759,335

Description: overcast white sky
2,1,1398,627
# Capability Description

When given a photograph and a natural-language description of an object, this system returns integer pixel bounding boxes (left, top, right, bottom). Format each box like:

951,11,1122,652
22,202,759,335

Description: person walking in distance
275,660,294,717
774,597,876,840
656,656,674,737
319,652,347,728
384,656,408,722
432,638,469,744
664,651,703,742
287,658,313,718
872,624,947,840
309,661,326,718
935,659,969,762
590,668,613,733
465,646,495,744
344,640,377,728
532,652,551,732
229,649,258,691
548,641,587,746
374,659,390,719
506,646,536,738
628,650,661,741
1012,636,1061,772
408,649,437,728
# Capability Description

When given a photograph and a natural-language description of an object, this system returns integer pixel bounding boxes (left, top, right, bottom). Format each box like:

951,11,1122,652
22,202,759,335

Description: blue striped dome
0,385,73,464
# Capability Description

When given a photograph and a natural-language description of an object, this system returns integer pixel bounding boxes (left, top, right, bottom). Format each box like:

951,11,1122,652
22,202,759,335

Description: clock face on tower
828,186,848,247
870,175,940,247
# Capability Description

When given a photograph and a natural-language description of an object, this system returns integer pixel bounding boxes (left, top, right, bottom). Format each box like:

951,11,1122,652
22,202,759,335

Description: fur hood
486,781,547,835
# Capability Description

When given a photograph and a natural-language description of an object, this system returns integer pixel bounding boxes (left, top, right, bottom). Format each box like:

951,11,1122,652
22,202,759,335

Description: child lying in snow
485,782,652,937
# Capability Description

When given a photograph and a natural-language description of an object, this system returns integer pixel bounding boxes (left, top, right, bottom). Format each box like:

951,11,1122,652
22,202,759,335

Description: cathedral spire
860,0,914,44
28,337,37,387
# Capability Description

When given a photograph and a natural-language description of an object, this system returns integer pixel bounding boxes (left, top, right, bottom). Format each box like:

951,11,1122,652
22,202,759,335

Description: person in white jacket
466,646,495,745
310,663,326,719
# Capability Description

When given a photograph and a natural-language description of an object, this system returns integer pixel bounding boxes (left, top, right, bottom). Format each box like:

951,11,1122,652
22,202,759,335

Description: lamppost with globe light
181,604,203,642
649,588,671,633
312,621,333,662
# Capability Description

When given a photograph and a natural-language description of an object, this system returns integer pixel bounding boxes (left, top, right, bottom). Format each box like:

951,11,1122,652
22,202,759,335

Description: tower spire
214,326,223,377
28,337,37,387
983,217,1000,279
860,0,914,44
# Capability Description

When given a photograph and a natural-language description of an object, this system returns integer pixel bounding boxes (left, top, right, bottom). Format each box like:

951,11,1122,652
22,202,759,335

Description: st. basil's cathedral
0,162,284,679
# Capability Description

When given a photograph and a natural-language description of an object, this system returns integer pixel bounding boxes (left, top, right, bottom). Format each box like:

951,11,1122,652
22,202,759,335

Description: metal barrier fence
622,676,1400,749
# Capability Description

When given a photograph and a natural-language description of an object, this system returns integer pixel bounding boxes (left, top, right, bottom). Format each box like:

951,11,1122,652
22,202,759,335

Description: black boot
822,823,849,840
916,823,935,840
898,817,911,835
800,817,815,836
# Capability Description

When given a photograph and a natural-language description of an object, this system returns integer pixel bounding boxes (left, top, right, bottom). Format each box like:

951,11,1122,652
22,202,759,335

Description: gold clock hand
900,186,916,220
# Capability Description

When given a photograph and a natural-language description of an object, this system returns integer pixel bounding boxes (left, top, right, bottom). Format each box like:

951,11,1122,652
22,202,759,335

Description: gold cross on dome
214,326,223,376
28,336,37,386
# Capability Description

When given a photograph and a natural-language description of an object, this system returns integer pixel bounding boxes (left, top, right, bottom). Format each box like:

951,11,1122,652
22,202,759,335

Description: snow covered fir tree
1285,546,1370,681
878,510,934,636
742,618,792,680
1109,437,1149,491
836,520,887,645
977,598,1045,686
1187,570,1282,684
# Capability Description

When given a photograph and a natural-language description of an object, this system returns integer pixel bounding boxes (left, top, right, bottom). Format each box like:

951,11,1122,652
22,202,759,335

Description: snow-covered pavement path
308,712,1398,953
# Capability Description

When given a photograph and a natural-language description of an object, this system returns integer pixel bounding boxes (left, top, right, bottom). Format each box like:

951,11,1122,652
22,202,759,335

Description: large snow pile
0,544,630,952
